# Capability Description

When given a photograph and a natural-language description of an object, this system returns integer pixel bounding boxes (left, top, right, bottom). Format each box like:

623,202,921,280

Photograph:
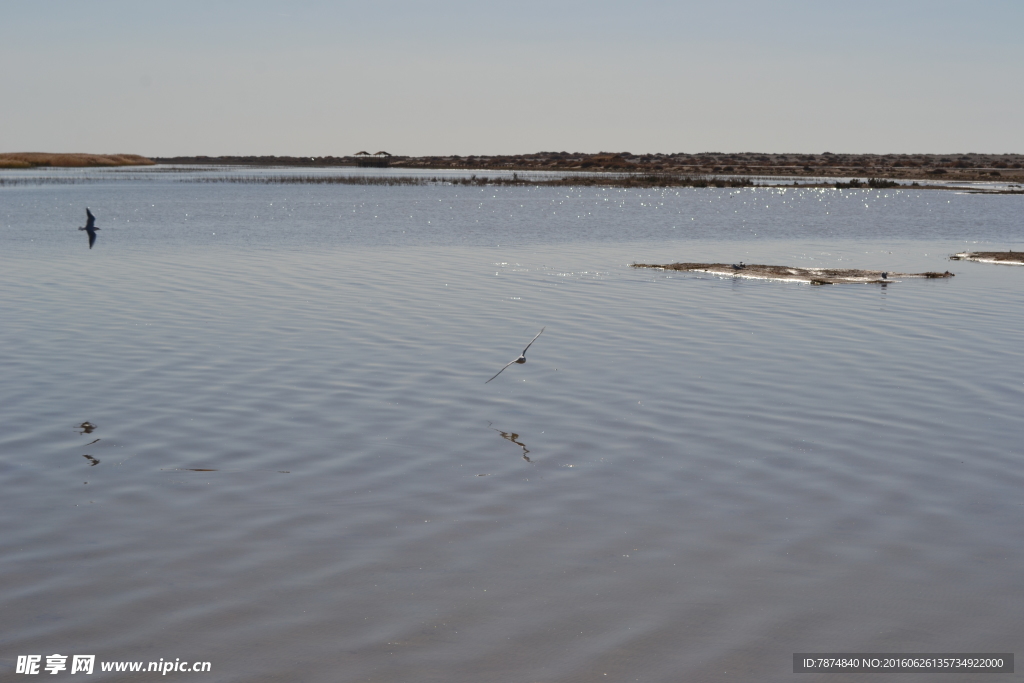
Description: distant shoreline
4,151,1022,187
175,173,1021,193
0,152,155,168
148,152,1024,184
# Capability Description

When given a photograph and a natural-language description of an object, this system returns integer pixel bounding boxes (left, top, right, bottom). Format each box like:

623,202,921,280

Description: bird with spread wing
79,208,100,249
485,328,545,383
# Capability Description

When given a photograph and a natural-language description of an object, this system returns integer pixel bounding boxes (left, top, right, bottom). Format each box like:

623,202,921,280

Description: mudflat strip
949,251,1024,265
631,262,954,285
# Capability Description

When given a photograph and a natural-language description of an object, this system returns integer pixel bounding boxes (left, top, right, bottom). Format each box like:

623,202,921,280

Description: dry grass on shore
0,152,155,168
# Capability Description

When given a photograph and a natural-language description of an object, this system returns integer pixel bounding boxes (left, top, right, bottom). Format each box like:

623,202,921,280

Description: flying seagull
485,327,544,383
79,208,100,249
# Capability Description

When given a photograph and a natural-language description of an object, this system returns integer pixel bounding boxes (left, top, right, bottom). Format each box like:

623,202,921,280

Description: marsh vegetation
153,151,1024,183
632,262,955,285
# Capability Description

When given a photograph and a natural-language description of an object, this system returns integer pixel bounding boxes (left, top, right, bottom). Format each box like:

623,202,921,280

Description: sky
2,1,1022,156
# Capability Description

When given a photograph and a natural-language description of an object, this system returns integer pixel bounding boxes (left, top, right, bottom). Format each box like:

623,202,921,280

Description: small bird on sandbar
731,261,745,270
485,327,544,383
79,208,100,249
881,272,888,280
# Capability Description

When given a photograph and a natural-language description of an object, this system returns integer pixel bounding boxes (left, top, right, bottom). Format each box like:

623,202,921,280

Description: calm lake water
2,168,1023,682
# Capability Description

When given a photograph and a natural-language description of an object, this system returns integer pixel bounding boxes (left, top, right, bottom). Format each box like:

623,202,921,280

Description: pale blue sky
2,1,1021,156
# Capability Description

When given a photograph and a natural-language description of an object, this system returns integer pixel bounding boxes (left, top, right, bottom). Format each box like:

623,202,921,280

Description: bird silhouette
881,272,888,280
485,327,544,383
79,208,100,249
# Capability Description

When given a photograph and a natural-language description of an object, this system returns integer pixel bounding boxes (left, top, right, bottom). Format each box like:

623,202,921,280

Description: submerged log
631,262,954,285
949,251,1024,265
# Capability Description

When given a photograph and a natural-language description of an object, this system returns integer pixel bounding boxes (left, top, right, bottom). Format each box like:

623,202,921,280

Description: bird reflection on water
488,423,532,462
160,468,291,473
77,422,101,465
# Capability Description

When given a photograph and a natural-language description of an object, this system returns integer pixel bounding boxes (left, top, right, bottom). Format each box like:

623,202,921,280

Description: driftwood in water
949,251,1024,265
631,262,954,285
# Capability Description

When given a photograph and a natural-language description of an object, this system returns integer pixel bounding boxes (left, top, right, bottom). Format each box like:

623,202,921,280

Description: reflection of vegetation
834,178,900,189
190,173,754,189
0,176,159,186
